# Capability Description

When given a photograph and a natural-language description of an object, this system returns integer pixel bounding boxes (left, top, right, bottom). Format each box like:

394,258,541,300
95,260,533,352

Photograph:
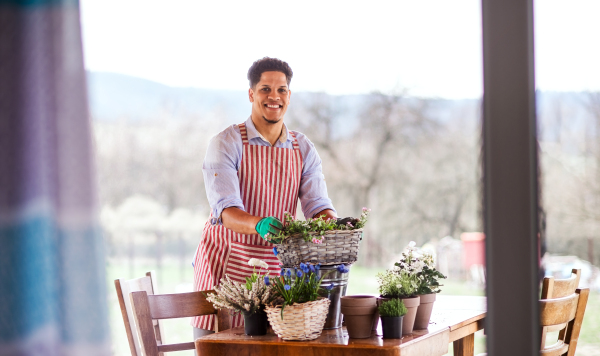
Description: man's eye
262,88,270,92
279,89,287,94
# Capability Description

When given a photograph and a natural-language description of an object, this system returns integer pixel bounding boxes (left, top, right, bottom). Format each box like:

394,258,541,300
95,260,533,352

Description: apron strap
289,131,301,151
238,123,249,145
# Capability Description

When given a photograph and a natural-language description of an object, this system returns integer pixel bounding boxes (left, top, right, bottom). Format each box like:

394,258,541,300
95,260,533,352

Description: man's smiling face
249,71,291,124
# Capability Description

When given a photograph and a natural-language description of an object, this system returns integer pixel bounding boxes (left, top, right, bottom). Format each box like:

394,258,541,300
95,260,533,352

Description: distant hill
86,71,593,143
86,71,250,123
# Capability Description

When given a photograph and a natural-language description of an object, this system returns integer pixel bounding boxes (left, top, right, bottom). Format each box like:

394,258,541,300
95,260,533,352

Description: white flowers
248,258,269,269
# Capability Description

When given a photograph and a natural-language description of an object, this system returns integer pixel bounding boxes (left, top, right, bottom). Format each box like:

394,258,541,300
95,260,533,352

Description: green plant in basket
267,263,348,319
378,298,408,317
267,208,370,244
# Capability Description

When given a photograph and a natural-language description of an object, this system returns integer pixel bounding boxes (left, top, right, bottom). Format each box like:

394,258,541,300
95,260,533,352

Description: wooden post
482,0,539,354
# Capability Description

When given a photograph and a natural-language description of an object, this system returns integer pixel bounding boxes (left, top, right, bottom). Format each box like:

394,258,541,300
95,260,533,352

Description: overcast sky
80,0,600,99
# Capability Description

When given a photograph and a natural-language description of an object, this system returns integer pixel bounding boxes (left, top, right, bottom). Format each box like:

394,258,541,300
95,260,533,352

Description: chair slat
130,291,161,356
157,342,196,353
540,294,579,327
147,291,217,319
540,341,569,356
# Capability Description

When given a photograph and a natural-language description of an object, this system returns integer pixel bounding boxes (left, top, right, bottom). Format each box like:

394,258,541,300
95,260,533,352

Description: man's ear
249,88,254,103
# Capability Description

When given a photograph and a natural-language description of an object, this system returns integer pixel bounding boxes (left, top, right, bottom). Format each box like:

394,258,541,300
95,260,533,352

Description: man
191,57,337,336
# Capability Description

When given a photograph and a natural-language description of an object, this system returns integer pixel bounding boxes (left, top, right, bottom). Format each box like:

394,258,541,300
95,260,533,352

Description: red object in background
460,232,485,268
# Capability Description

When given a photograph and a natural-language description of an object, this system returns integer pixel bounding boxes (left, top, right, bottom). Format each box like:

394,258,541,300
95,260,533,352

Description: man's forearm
221,207,262,235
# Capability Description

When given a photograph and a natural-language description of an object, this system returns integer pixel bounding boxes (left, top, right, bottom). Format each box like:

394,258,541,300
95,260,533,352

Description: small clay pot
341,304,377,339
400,296,420,334
414,293,436,329
381,316,404,339
340,295,377,307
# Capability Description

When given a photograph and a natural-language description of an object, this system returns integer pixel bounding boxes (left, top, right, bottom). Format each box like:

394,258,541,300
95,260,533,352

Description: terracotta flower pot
400,296,420,334
414,293,436,329
342,295,378,332
340,302,377,339
340,295,377,307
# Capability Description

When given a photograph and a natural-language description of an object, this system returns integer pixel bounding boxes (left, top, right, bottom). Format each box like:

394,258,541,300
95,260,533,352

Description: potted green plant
379,298,408,339
393,241,447,329
376,268,420,334
205,258,276,336
264,263,333,340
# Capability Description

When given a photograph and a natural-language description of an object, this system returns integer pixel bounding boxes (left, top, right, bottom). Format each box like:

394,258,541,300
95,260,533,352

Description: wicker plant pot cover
276,229,363,266
265,298,331,341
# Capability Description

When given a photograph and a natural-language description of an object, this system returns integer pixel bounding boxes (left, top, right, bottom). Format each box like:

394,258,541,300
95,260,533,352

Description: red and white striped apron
192,122,303,330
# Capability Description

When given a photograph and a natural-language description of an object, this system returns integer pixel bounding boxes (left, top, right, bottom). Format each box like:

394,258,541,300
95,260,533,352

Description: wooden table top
196,295,486,356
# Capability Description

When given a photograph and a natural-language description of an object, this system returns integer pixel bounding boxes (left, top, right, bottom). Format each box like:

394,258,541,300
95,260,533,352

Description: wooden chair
115,271,164,356
541,269,581,348
540,288,589,356
129,290,231,356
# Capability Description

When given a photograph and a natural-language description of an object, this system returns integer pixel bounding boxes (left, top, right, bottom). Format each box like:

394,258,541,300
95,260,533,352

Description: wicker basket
275,229,363,266
265,298,331,341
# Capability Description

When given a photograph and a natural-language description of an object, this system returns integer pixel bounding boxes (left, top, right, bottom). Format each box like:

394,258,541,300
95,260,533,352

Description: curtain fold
0,0,111,355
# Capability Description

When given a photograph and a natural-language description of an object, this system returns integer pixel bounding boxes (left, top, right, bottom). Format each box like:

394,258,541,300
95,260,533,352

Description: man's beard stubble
262,115,282,124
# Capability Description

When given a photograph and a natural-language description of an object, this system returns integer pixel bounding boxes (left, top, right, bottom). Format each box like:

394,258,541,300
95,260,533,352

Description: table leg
453,333,475,356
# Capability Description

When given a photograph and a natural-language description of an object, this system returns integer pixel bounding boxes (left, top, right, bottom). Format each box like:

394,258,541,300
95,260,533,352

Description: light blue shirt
203,117,336,225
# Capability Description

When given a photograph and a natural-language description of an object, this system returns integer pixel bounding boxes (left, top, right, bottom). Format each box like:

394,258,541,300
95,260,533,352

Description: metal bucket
318,265,350,329
279,265,350,329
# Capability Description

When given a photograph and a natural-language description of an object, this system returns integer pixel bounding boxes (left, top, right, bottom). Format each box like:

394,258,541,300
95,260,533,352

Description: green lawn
106,261,600,356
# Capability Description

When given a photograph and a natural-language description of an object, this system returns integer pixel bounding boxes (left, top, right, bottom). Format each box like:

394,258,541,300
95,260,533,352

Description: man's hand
336,217,360,228
255,217,283,240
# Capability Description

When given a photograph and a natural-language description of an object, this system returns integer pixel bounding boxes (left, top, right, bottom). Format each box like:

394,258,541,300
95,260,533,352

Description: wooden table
195,295,486,356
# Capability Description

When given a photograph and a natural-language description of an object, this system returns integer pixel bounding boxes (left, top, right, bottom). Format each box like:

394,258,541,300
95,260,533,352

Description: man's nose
268,92,280,101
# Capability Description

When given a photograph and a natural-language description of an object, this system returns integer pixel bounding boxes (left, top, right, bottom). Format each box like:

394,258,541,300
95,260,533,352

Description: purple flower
280,269,285,276
286,269,291,277
325,283,334,291
284,284,291,291
315,264,321,271
264,276,270,285
297,270,303,278
273,247,278,256
336,264,350,273
309,264,315,273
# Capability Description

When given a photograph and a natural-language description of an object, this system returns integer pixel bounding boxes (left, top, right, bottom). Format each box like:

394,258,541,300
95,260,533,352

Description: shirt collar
245,116,292,145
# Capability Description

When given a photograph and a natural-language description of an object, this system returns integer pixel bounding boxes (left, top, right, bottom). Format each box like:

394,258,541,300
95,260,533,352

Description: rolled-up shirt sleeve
203,129,245,225
296,135,337,218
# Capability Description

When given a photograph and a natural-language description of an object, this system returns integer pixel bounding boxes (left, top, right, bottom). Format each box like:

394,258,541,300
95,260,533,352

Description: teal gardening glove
255,216,283,242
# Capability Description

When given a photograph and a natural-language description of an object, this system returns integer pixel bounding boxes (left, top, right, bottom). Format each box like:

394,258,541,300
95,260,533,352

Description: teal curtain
0,0,111,355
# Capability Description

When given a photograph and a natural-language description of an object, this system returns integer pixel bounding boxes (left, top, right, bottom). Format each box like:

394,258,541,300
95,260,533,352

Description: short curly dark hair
247,57,293,88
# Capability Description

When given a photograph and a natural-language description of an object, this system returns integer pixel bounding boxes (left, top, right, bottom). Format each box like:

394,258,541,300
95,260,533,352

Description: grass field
106,260,600,356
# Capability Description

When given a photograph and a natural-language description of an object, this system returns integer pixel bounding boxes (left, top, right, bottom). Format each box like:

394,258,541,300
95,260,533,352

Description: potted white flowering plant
392,241,446,330
205,258,276,335
375,267,420,334
270,208,370,267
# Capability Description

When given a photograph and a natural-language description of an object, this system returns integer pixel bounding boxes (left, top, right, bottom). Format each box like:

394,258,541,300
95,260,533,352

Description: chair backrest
114,271,163,356
129,290,231,356
539,288,589,356
542,269,581,299
540,269,581,348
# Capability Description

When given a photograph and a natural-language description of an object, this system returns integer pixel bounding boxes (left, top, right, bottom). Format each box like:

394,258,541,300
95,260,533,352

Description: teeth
267,105,279,108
